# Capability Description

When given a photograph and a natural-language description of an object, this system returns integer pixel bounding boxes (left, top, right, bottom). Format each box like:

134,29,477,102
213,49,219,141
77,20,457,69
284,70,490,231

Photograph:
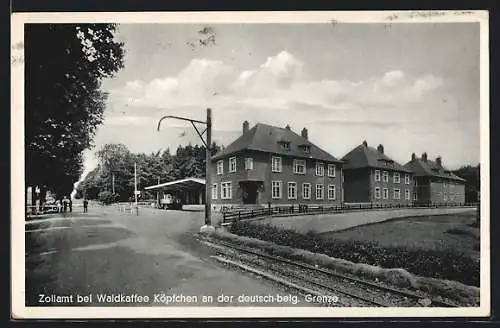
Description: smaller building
341,141,414,205
144,177,206,209
404,153,466,205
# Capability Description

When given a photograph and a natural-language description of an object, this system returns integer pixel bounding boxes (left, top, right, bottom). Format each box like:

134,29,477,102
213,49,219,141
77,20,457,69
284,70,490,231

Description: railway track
199,237,460,308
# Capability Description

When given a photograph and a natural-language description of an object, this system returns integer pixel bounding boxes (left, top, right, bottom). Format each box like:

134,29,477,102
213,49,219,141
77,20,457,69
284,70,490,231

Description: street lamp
157,108,213,230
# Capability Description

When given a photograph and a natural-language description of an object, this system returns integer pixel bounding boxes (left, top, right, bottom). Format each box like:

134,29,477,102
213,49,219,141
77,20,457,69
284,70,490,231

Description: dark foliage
25,24,125,199
75,142,221,202
453,164,480,203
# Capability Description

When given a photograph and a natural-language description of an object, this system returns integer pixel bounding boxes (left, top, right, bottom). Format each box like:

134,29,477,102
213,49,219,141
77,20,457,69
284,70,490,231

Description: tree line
74,142,221,202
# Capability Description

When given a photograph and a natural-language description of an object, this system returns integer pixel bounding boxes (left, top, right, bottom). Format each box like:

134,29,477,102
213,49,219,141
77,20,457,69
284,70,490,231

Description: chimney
242,120,249,134
362,140,368,147
285,124,291,131
377,144,384,154
436,156,442,167
301,127,308,140
411,153,416,161
422,152,428,162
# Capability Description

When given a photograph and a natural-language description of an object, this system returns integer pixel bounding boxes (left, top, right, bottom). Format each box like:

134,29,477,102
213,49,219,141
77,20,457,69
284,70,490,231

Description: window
288,182,297,199
316,184,324,200
383,171,389,182
293,159,306,174
315,162,325,176
405,189,410,200
413,191,418,201
375,187,381,199
393,188,401,200
216,160,224,175
245,157,253,170
211,184,218,200
229,157,237,173
405,174,410,185
272,181,282,199
328,185,336,200
393,172,401,183
302,145,311,153
375,170,381,182
302,183,311,199
221,182,232,199
328,164,336,177
383,188,389,199
282,142,290,150
272,156,282,172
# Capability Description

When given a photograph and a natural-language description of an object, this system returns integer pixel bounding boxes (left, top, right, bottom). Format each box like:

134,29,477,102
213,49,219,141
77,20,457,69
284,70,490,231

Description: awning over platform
144,177,206,192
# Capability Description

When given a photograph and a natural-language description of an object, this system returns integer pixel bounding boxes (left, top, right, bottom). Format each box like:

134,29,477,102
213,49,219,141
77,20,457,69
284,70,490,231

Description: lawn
319,210,480,261
229,210,480,286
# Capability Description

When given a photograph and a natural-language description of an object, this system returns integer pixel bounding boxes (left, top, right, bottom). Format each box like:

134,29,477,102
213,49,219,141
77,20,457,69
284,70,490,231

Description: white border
11,10,490,319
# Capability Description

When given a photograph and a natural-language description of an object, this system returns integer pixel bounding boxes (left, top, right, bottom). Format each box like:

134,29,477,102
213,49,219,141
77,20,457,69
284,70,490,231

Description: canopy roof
144,177,205,192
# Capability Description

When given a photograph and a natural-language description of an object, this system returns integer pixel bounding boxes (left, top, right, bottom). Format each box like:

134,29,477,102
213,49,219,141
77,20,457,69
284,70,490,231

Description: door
242,182,258,204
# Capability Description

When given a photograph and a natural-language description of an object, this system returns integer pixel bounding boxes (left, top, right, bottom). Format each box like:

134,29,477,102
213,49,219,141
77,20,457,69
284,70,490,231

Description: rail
201,237,461,307
222,202,479,224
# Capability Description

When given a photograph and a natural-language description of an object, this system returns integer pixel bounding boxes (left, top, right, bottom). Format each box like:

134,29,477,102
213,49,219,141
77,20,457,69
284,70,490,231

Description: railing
221,202,479,225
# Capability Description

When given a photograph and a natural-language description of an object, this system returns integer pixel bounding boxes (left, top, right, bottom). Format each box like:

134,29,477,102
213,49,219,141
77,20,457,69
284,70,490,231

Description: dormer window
278,140,291,151
299,144,311,154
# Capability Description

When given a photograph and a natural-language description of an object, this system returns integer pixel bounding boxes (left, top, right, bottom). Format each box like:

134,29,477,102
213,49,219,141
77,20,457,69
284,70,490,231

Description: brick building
210,121,344,211
404,153,466,205
341,141,414,205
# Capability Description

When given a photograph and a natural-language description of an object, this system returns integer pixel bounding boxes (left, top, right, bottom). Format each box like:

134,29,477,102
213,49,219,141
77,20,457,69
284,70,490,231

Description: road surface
25,205,313,307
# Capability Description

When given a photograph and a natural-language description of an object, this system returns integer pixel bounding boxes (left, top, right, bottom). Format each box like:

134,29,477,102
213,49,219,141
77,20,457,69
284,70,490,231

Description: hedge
229,221,479,287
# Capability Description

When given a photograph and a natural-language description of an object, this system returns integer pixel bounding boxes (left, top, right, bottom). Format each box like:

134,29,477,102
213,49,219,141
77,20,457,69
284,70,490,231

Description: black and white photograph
11,11,490,318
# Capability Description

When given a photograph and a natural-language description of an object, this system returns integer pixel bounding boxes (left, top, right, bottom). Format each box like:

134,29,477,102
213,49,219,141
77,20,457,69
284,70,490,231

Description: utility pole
134,162,138,216
204,109,212,226
157,108,213,229
157,176,160,208
112,173,115,194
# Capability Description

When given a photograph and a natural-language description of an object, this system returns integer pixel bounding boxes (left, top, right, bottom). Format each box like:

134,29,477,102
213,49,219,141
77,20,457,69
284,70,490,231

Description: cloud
108,50,444,121
100,50,455,164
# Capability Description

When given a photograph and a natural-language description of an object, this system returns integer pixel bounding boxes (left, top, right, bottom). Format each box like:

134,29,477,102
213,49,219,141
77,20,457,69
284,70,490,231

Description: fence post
238,211,241,221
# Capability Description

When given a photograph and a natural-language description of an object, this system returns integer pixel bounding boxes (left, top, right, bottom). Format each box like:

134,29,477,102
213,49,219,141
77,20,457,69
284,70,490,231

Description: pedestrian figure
56,199,62,213
69,198,73,213
62,196,68,213
83,198,88,213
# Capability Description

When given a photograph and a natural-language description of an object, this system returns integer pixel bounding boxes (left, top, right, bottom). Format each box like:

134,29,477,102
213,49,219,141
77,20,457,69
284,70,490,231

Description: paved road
25,205,315,307
257,207,475,233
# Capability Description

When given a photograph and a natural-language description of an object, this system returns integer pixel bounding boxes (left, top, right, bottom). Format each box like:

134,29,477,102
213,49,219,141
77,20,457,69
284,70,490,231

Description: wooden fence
221,202,479,225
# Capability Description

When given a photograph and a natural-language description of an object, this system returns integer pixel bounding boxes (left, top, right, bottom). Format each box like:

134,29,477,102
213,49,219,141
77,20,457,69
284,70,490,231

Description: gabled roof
341,143,412,173
211,123,342,163
403,158,466,182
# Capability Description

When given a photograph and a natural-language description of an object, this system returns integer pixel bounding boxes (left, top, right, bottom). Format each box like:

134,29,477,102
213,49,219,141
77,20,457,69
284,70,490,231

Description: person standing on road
56,199,62,213
69,198,73,213
83,198,88,213
62,196,68,213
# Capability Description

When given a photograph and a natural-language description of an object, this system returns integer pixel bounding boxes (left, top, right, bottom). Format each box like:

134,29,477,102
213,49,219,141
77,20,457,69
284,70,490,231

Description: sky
81,22,480,182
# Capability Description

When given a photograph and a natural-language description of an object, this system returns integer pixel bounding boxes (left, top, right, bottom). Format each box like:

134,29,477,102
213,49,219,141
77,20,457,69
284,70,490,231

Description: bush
97,191,120,205
229,220,480,287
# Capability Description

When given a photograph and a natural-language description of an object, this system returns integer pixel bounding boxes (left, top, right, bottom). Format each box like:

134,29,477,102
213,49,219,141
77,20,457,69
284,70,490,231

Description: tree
75,142,222,202
25,24,124,202
453,164,480,203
